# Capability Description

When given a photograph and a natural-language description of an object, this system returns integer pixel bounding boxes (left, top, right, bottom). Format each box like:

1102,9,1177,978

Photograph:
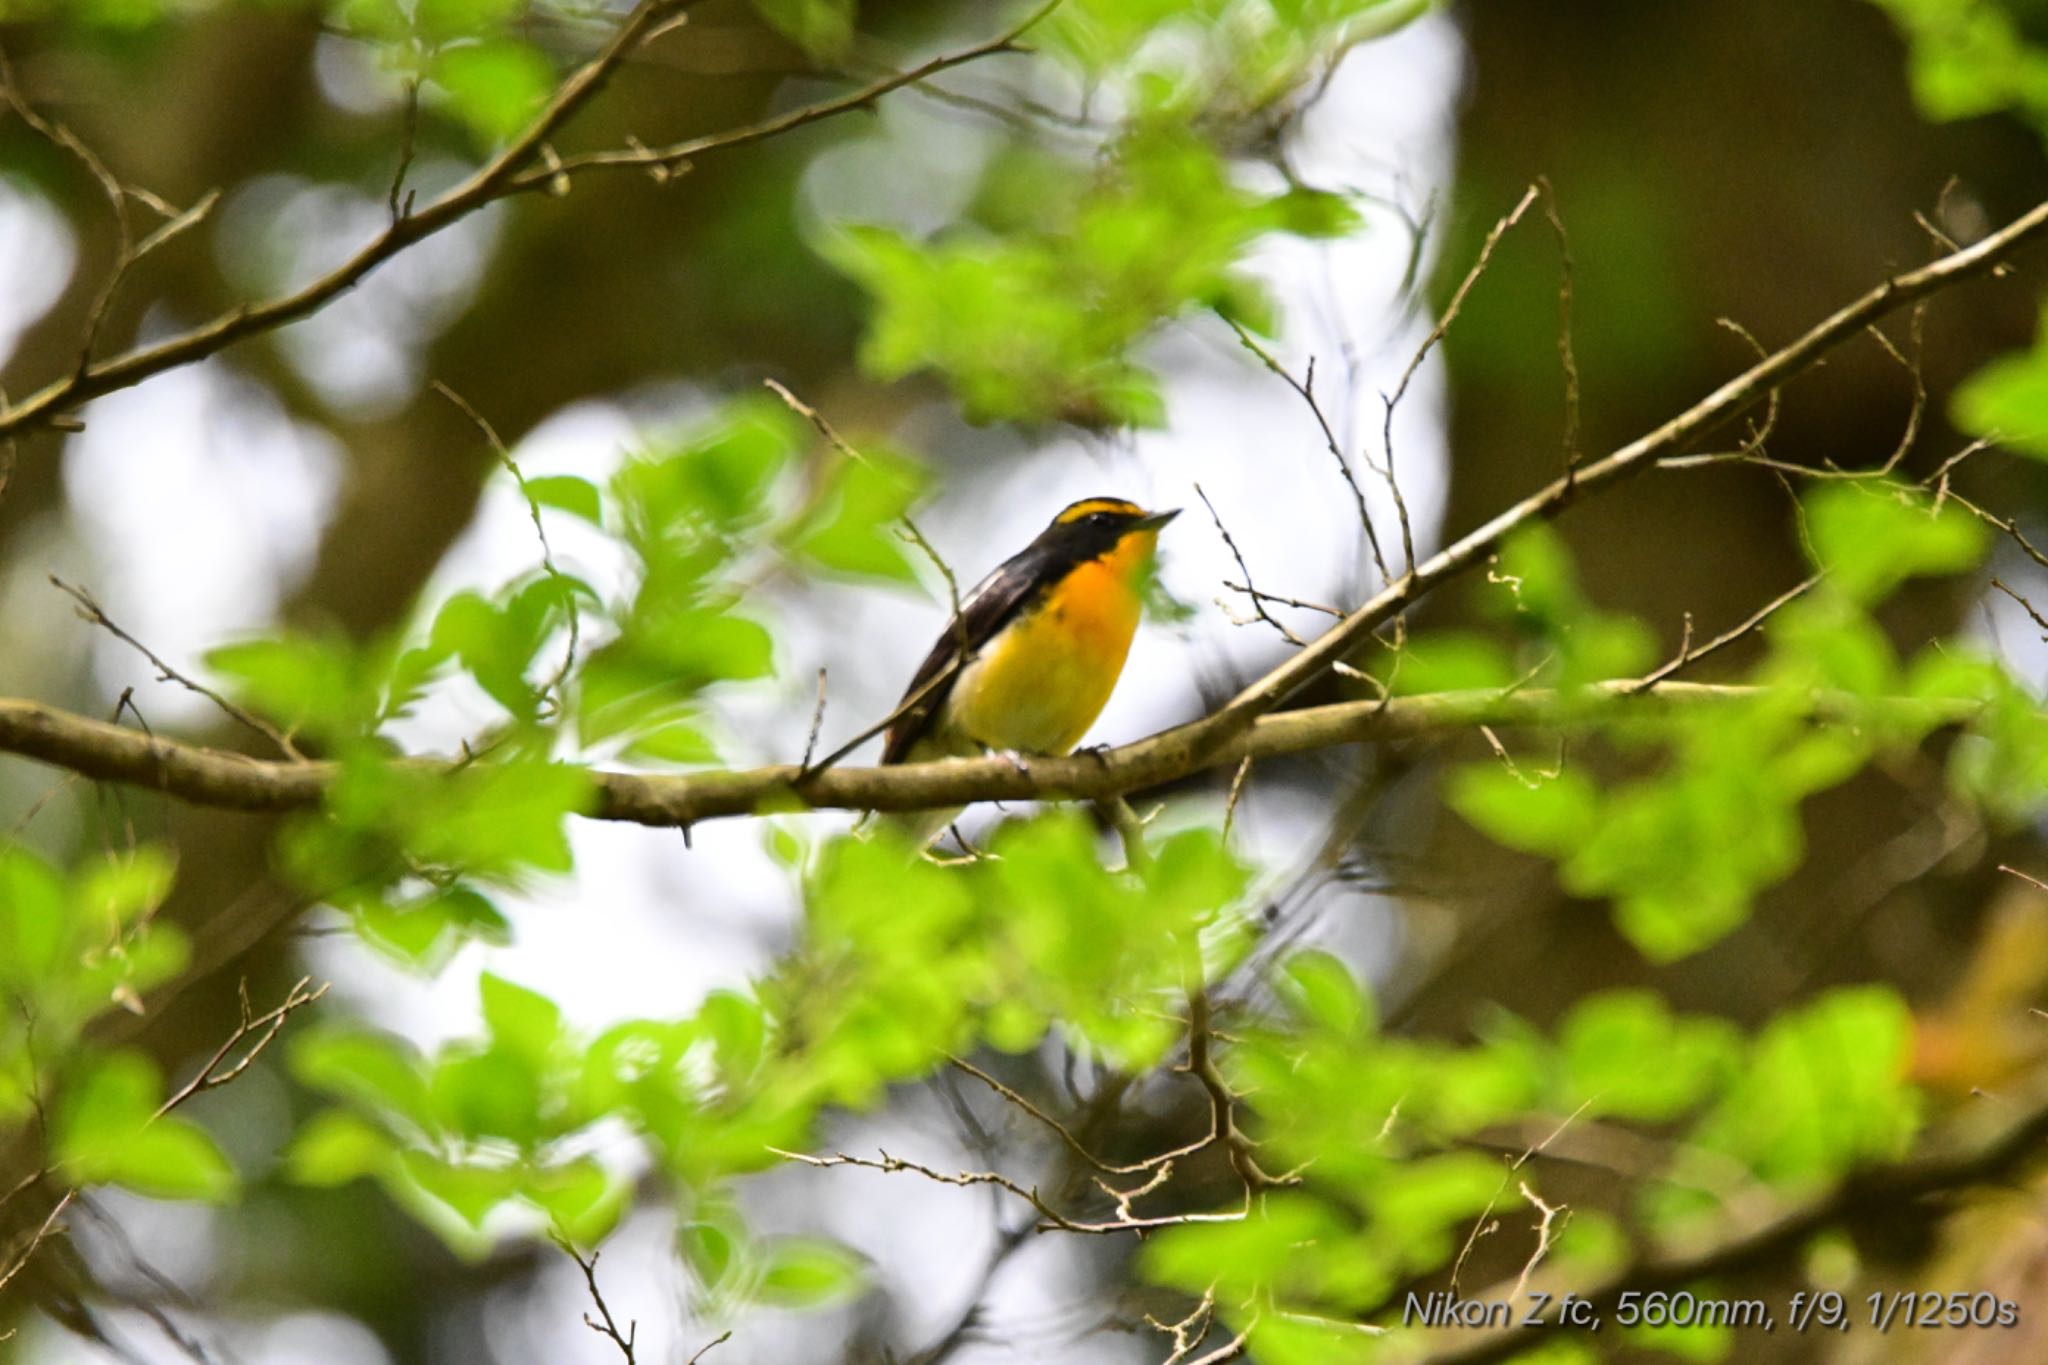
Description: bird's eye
1088,512,1115,527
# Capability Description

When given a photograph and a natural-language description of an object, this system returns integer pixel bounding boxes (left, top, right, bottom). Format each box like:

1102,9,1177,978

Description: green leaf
1955,332,2048,460
284,1108,393,1187
529,1156,628,1245
786,444,929,583
406,757,594,878
55,1052,236,1202
1803,481,1987,603
1559,991,1737,1120
74,846,176,927
336,0,408,42
206,633,369,741
293,1026,439,1135
755,1236,868,1307
615,400,800,543
522,474,604,526
679,1210,744,1289
750,0,855,58
623,717,721,765
480,972,563,1073
826,128,1362,427
416,0,521,42
1450,765,1600,856
398,1148,519,1231
633,610,777,688
0,844,73,989
1281,950,1372,1037
1143,1193,1342,1297
1687,986,1918,1189
433,1046,544,1145
1386,632,1516,693
348,884,511,971
431,38,553,144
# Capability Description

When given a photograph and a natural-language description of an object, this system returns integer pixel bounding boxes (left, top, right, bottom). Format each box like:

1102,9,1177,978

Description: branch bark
1184,192,2048,750
0,0,1045,446
0,683,1980,827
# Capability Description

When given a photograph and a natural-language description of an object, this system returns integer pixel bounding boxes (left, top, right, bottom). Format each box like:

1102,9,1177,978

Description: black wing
880,547,1054,763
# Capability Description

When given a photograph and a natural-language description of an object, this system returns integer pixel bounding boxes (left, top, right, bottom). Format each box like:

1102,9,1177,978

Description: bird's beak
1133,507,1181,532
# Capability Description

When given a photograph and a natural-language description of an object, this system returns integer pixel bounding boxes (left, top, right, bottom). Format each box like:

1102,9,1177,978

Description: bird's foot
996,749,1033,778
1074,742,1114,766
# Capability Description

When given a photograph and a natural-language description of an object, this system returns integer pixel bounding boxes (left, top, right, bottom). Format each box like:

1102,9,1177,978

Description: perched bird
879,496,1179,844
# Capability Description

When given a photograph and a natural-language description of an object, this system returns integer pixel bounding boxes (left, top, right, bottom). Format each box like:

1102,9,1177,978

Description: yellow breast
948,556,1146,755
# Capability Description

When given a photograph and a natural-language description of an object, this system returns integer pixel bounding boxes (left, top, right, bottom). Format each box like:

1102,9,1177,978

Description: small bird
880,496,1179,844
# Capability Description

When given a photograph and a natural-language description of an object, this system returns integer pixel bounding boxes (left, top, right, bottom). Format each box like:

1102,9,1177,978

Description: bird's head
1039,497,1180,582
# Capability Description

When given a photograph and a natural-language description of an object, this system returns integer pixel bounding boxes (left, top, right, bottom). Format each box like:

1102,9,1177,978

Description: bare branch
1197,484,1306,646
0,0,1048,446
1419,1080,2048,1365
432,382,581,715
50,575,304,761
1198,190,2048,750
552,1237,638,1364
772,1146,1246,1236
0,680,1988,829
154,977,328,1119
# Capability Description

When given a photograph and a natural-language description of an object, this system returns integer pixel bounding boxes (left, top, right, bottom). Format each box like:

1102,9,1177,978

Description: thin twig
1380,184,1544,571
50,576,304,760
432,382,581,716
801,667,829,769
1628,573,1821,693
155,976,328,1118
552,1236,638,1364
0,0,1045,445
1225,323,1390,583
1196,484,1305,646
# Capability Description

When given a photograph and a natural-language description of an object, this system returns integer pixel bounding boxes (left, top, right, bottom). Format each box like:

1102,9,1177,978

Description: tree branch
0,0,1044,445
0,683,1981,827
1186,192,2048,752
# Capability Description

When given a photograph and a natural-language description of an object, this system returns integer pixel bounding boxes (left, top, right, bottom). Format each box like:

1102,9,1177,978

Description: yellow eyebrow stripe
1055,497,1142,524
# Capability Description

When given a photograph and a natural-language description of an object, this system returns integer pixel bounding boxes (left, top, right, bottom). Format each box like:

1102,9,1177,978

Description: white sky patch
0,177,77,368
215,165,502,418
61,358,343,722
313,32,410,116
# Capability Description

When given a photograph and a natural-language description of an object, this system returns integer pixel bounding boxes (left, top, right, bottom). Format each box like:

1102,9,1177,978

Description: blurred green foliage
1452,482,1990,961
826,130,1359,425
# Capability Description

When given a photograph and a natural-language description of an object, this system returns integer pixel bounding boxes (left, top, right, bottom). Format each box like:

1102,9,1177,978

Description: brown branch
50,575,304,761
1379,184,1544,571
153,976,328,1119
1194,190,2048,752
0,0,1044,446
1223,323,1391,583
509,2,1057,189
0,681,1984,828
1,977,325,1298
770,1146,1247,1236
431,382,580,714
1627,572,1821,693
552,1237,637,1364
1197,483,1307,646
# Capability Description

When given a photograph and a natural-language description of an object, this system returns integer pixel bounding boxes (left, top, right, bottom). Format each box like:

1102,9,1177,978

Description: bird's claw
997,749,1033,777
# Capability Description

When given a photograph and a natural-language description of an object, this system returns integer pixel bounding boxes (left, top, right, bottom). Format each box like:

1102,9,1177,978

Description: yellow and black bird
879,496,1178,842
